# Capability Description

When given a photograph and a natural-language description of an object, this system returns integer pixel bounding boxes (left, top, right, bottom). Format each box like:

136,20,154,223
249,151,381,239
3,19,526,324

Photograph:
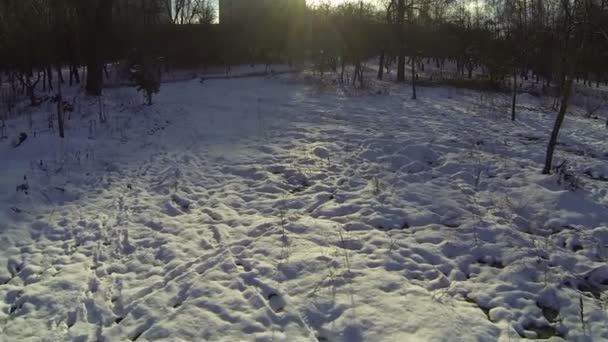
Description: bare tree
396,0,406,82
69,0,116,96
163,0,215,25
542,0,589,174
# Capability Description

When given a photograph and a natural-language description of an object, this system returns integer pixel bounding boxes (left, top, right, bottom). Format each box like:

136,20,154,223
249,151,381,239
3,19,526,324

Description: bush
129,61,160,106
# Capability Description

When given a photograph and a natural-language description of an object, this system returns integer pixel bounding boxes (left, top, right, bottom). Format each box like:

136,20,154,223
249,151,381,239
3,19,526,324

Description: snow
1,71,608,341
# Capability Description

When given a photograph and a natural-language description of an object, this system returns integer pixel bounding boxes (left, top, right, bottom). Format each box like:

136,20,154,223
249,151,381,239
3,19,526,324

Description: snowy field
1,72,608,341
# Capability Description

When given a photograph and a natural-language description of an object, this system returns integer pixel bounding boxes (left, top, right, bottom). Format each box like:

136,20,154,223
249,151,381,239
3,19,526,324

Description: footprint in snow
238,269,287,313
312,146,330,159
267,292,286,313
171,194,192,211
6,288,24,315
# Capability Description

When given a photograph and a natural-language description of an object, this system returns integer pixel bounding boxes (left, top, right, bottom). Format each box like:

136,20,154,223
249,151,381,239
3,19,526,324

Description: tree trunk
511,69,517,121
396,0,405,83
542,76,573,174
57,78,65,139
98,95,106,123
86,62,103,96
378,51,385,80
103,64,110,79
46,66,53,91
73,64,80,84
359,65,364,88
411,55,417,99
56,65,64,84
397,55,406,82
25,72,41,106
84,0,116,96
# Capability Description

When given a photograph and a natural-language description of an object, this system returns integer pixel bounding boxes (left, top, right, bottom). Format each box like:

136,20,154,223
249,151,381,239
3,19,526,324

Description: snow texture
1,72,608,341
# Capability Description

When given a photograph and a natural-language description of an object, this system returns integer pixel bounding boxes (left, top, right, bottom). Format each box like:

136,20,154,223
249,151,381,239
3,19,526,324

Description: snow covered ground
1,72,608,341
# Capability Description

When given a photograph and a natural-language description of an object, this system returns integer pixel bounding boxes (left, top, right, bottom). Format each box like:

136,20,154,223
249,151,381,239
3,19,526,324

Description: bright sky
308,0,353,5
213,0,348,9
307,0,347,3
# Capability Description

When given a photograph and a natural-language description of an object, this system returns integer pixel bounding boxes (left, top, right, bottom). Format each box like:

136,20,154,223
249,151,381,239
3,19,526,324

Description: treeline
0,0,216,98
5,0,605,98
309,0,608,93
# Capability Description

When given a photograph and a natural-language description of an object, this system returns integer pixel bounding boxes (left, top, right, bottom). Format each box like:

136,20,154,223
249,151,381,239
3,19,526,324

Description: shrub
129,60,160,106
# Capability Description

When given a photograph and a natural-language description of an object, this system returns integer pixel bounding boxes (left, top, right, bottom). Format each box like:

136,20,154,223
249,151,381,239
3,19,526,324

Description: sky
212,0,348,7
307,0,347,4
